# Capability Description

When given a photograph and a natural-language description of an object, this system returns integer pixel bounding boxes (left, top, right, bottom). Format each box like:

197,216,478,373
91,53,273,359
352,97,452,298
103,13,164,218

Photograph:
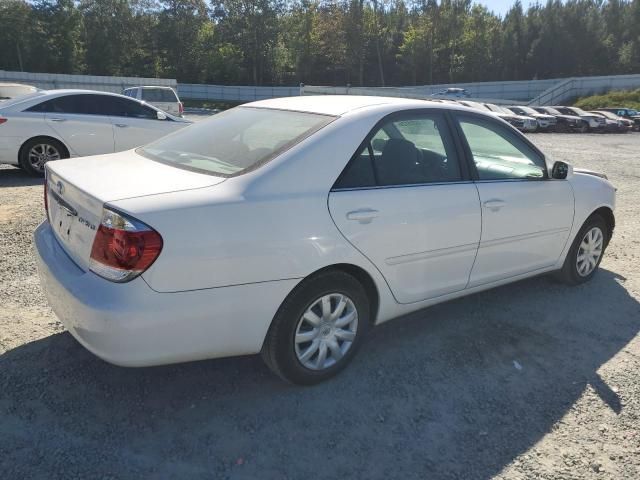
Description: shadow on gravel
0,166,43,187
1,269,638,479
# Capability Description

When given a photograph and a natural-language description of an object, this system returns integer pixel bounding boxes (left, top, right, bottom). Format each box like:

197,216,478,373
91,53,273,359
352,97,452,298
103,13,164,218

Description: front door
454,114,574,287
328,111,481,304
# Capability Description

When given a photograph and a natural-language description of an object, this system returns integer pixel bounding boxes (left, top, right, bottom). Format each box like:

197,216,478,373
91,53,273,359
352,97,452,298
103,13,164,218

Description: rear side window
142,88,177,102
27,94,116,116
334,112,462,189
138,107,335,177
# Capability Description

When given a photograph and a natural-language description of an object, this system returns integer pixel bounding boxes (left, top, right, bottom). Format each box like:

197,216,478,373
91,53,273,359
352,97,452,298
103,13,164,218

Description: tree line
1,0,639,87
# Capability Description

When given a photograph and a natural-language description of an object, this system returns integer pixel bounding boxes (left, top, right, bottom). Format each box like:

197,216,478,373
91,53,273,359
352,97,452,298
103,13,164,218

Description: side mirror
551,161,570,179
156,111,167,121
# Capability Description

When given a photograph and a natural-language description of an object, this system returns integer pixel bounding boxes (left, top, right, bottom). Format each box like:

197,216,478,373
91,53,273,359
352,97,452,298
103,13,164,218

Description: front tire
262,270,371,385
557,215,609,285
19,137,68,176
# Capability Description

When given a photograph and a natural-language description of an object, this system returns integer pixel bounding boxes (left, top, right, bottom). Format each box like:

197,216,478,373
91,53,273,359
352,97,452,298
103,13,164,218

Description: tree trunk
372,0,385,86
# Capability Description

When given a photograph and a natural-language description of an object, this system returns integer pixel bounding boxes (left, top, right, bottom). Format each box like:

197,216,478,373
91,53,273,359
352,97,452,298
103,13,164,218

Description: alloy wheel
28,143,61,172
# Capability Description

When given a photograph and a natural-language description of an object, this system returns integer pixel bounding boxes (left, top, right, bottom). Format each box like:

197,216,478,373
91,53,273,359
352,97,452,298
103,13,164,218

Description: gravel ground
1,133,639,479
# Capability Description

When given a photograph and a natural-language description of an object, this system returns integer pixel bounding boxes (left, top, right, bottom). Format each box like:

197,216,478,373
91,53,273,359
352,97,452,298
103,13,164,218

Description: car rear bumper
0,135,22,165
34,221,298,367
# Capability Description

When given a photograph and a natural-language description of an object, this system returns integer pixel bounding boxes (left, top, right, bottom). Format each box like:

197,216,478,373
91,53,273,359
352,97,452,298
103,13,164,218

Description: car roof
247,95,476,116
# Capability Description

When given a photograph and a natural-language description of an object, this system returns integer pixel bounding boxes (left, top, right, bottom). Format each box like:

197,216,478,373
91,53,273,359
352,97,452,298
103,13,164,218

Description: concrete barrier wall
177,83,300,101
304,74,640,104
301,85,516,105
3,70,639,104
0,70,176,93
528,74,640,105
303,79,559,102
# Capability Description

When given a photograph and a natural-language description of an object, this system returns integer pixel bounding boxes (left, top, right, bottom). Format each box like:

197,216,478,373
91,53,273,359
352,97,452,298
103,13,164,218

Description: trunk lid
45,150,224,271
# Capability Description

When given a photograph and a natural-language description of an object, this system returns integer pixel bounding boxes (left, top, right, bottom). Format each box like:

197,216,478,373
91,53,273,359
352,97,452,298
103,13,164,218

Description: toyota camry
35,96,616,384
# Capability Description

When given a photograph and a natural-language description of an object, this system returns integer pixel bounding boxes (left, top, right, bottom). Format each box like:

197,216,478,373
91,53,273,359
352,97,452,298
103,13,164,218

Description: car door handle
114,123,129,128
483,199,506,211
49,117,66,122
346,209,379,223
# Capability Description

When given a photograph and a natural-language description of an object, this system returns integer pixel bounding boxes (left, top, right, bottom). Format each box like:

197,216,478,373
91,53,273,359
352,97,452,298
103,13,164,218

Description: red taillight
179,102,184,115
89,208,163,283
0,117,7,125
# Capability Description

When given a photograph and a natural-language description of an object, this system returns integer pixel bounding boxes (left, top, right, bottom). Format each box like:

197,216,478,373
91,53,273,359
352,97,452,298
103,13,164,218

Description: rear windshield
142,88,178,102
138,107,336,177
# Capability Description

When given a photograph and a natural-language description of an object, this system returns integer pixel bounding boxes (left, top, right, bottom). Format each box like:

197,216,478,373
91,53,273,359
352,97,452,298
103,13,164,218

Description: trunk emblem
56,181,64,196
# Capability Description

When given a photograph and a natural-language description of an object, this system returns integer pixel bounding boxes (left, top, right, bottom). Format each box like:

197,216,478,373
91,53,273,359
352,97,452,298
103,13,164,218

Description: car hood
574,167,608,180
555,114,582,121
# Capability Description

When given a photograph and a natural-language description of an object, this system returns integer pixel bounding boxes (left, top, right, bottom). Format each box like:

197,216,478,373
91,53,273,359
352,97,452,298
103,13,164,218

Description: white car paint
34,96,616,369
0,89,190,169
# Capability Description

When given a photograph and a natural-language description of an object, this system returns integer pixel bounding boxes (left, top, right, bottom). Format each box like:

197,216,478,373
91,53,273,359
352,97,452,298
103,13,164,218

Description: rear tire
19,137,68,177
556,215,609,285
262,270,371,385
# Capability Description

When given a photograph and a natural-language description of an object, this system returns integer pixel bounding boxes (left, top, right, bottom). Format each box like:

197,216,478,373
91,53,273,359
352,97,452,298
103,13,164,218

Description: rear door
38,94,115,156
328,110,481,304
109,97,180,151
453,113,574,286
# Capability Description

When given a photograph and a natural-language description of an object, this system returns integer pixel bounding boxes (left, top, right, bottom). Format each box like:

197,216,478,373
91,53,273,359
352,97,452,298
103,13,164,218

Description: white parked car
123,86,183,117
506,105,557,131
0,82,38,101
0,89,191,175
35,96,616,385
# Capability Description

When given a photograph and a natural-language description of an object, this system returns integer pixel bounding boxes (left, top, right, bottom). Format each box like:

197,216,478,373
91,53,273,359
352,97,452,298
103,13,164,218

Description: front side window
335,112,462,189
110,97,158,119
458,116,546,180
138,107,335,176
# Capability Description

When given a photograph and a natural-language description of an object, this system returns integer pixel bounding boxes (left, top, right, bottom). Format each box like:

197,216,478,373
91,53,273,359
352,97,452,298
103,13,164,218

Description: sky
480,0,535,16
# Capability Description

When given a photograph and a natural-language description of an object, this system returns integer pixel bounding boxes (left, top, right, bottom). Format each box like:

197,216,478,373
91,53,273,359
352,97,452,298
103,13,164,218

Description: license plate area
50,189,78,240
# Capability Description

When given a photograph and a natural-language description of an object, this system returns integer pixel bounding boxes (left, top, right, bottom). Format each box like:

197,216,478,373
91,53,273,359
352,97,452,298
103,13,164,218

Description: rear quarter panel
109,110,394,295
0,111,67,164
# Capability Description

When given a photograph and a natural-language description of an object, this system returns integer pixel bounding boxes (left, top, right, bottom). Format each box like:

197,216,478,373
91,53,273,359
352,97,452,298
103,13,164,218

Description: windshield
545,107,561,115
571,107,588,115
518,106,538,115
138,107,336,177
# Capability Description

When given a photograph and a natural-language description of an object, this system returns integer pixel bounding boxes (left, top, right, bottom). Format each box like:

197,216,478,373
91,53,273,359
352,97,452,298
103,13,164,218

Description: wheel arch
290,263,380,325
589,206,615,243
18,135,70,163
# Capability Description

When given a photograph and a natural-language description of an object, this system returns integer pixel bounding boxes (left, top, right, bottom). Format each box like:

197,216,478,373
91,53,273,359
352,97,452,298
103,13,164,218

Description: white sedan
0,89,191,175
34,96,616,384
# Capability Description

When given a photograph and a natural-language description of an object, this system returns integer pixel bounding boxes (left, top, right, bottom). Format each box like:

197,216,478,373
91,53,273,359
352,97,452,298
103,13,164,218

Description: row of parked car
447,99,639,133
430,91,639,134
